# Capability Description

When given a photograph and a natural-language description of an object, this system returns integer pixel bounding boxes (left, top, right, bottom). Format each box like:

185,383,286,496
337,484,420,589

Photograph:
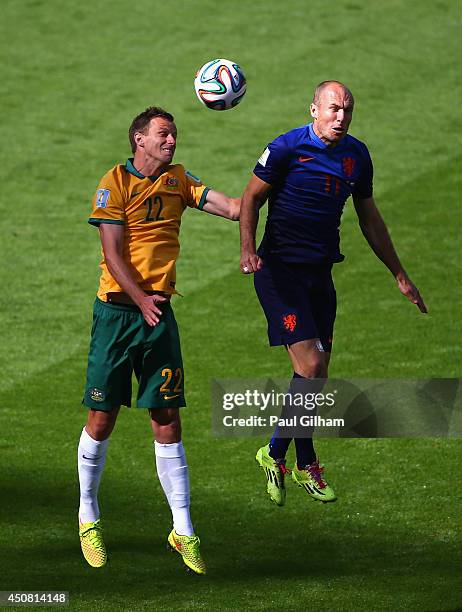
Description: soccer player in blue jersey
240,80,427,506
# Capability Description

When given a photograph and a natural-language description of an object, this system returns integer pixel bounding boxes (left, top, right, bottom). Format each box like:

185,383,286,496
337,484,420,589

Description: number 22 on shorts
160,367,183,400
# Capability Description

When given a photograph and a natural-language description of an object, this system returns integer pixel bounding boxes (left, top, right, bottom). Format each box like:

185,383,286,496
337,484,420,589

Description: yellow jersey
89,159,209,301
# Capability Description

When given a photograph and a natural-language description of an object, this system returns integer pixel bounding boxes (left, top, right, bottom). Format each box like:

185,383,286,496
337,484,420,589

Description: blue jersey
253,123,373,263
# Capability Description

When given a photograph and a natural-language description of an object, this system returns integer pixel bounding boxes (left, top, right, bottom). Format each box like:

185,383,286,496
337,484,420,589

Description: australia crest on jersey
165,176,179,191
342,157,356,177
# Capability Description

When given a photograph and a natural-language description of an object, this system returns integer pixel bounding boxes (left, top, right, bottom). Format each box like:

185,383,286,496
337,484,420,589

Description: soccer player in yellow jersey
78,107,240,574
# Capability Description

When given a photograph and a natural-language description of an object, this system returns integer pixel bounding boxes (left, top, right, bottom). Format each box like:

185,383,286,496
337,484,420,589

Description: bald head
312,80,354,106
310,81,354,146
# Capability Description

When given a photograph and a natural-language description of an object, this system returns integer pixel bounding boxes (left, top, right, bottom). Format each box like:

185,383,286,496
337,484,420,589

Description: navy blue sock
294,437,316,468
268,372,305,461
292,372,318,468
268,433,291,461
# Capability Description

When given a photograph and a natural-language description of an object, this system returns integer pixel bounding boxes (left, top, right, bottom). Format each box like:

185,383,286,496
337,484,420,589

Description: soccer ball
194,59,246,111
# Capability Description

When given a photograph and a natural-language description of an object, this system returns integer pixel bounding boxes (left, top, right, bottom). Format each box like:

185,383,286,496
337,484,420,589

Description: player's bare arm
99,224,167,326
201,189,240,220
353,195,427,313
239,174,272,274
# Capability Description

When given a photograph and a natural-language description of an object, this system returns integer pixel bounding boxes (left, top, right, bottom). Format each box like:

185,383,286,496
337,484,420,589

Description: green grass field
1,0,461,610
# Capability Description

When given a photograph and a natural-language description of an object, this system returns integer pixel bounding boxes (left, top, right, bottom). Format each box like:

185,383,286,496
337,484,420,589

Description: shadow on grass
1,468,460,607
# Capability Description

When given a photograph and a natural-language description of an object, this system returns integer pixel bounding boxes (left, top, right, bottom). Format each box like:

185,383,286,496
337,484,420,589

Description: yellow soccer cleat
79,519,107,568
292,460,337,503
256,444,290,506
167,529,206,575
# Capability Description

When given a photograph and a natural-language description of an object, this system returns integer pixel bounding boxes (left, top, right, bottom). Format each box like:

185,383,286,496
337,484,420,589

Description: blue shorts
254,258,336,352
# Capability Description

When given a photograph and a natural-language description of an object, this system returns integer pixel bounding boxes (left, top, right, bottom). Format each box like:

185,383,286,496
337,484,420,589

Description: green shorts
83,298,185,411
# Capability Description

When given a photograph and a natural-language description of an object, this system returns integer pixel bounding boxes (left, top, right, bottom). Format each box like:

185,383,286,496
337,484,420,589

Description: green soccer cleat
167,529,206,575
79,518,107,568
291,460,337,503
255,444,290,506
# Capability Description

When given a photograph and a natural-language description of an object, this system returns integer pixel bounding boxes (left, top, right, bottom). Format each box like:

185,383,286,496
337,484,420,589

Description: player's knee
150,407,180,426
150,408,182,443
86,423,112,441
297,358,326,379
86,408,118,441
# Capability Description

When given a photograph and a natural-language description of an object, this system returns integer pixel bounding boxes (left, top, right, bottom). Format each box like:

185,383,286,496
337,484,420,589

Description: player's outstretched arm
353,195,428,313
99,224,167,326
239,175,272,274
201,190,240,220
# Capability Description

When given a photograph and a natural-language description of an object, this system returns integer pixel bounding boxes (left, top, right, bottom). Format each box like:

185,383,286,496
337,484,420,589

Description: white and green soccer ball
194,58,247,111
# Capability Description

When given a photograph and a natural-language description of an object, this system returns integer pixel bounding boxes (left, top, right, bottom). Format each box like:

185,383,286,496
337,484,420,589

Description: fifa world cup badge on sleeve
258,148,270,167
96,189,111,208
